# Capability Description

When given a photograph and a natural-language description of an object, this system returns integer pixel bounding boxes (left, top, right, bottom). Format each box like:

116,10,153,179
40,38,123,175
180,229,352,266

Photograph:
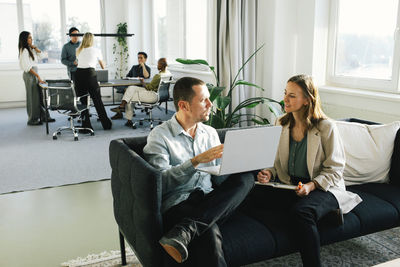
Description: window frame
1,0,105,66
326,0,400,93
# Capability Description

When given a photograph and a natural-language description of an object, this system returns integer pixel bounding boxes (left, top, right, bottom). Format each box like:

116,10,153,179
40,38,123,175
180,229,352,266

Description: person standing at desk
18,31,55,126
75,32,112,130
61,27,80,82
127,51,151,78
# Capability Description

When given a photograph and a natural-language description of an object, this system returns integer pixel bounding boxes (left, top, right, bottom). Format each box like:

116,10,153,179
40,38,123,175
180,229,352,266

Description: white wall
255,0,400,123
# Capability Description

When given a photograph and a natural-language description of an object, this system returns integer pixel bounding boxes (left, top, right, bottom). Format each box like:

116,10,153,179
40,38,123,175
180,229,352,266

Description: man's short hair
69,27,79,35
138,52,148,59
173,77,205,111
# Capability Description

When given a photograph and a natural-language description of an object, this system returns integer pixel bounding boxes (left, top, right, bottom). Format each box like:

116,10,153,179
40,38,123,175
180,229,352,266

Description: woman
75,32,112,130
254,74,362,267
110,57,171,127
18,31,55,125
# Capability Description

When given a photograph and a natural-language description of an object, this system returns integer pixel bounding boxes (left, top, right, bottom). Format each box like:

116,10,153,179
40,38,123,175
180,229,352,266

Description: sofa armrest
109,139,164,267
389,129,400,186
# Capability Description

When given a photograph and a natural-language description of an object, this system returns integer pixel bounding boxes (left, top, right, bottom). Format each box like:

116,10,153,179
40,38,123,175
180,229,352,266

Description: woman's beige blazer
268,118,362,213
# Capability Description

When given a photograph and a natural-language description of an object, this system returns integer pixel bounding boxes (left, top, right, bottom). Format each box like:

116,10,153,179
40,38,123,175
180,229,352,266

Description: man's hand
191,144,224,167
257,169,272,184
295,182,316,197
73,60,78,66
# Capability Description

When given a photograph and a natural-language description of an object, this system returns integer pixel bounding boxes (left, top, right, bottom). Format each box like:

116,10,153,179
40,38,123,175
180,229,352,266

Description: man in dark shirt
127,51,151,78
61,27,81,82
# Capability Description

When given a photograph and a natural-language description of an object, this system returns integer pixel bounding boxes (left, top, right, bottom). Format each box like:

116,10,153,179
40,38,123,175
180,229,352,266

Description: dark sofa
109,119,400,267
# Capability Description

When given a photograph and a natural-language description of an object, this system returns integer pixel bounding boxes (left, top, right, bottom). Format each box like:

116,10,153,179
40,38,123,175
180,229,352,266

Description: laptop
96,69,108,82
196,126,282,176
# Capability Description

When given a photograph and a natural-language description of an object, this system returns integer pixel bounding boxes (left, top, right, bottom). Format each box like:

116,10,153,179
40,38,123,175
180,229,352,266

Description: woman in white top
75,32,111,130
110,57,171,128
18,31,55,125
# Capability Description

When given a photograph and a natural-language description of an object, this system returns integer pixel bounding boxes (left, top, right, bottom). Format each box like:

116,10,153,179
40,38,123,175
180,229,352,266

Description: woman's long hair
280,74,327,130
76,32,94,56
18,31,34,60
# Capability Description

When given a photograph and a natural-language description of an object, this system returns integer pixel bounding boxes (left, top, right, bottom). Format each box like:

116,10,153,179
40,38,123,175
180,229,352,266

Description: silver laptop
96,69,108,82
196,126,282,176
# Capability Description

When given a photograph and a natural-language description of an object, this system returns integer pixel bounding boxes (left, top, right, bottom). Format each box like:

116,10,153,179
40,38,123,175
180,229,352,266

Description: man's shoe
159,218,198,263
125,120,136,129
27,120,43,126
111,112,123,120
110,106,125,113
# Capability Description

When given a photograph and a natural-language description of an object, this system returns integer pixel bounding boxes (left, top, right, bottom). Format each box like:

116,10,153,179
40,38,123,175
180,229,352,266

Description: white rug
61,247,141,267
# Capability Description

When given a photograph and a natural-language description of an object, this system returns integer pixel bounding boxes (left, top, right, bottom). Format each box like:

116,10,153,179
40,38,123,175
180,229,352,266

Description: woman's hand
295,181,316,197
257,169,272,184
38,76,45,84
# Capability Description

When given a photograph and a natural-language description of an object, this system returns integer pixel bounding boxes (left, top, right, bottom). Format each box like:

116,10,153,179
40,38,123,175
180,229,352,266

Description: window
23,0,61,63
153,0,208,64
65,0,102,49
0,0,19,63
327,0,400,92
0,0,103,65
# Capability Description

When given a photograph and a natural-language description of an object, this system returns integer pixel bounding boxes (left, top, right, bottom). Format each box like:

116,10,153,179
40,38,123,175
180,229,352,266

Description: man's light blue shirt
143,115,221,213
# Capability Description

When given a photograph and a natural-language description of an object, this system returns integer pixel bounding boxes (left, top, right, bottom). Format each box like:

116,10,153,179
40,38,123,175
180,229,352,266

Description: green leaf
208,85,225,102
234,80,265,91
244,102,261,109
266,102,284,117
176,58,210,66
252,118,270,125
216,96,231,110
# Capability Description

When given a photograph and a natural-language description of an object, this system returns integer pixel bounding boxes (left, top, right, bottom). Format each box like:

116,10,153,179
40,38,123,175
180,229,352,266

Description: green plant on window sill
112,22,129,79
176,44,284,129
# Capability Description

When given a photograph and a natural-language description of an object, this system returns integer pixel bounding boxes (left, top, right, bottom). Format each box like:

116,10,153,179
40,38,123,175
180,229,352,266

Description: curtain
217,0,258,126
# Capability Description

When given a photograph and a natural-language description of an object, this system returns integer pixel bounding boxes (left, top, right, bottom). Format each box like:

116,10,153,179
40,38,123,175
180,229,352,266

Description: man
127,51,151,78
61,27,81,82
143,77,254,266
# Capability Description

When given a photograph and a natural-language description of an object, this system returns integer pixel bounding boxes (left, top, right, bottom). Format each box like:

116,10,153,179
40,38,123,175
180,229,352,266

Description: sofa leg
119,230,127,266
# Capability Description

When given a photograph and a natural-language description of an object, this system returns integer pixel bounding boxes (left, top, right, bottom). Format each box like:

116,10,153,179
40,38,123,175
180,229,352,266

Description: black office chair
134,77,173,130
46,79,94,141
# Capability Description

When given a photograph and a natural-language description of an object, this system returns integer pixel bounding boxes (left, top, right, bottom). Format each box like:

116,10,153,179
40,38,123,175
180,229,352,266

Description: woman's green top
288,134,310,181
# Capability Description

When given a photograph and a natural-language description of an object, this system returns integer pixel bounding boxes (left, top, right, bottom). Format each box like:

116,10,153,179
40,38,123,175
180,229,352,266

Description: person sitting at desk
110,57,171,128
75,32,112,131
127,51,151,79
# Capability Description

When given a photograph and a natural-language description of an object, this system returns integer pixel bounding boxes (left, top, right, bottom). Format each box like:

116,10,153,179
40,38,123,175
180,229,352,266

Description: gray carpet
0,106,173,194
245,227,400,266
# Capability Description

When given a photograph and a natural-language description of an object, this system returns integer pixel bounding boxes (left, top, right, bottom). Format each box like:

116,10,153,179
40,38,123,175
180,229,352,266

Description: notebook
96,69,108,82
196,126,282,176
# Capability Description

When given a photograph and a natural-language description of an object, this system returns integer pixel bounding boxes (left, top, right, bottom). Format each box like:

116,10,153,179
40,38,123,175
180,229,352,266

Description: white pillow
335,121,400,185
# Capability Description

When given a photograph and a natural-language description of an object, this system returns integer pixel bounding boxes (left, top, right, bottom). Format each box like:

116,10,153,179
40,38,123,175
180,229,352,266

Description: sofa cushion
348,183,400,215
221,212,276,266
346,188,399,235
336,121,400,185
389,129,400,186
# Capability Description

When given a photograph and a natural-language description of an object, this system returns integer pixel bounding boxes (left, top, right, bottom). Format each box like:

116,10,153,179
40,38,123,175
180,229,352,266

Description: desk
99,79,150,105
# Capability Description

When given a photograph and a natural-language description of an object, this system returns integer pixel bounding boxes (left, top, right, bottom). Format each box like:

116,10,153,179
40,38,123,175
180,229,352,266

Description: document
124,77,140,80
255,181,298,190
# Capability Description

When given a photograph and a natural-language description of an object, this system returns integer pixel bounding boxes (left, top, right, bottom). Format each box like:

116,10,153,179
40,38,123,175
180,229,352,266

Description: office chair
134,76,173,130
46,79,94,141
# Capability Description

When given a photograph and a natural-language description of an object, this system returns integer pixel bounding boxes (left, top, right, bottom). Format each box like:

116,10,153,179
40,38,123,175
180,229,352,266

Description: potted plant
113,22,129,79
176,45,284,129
